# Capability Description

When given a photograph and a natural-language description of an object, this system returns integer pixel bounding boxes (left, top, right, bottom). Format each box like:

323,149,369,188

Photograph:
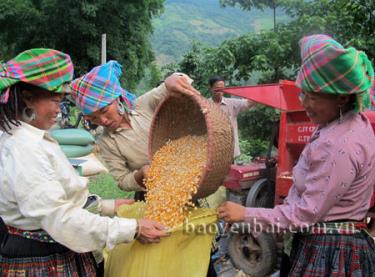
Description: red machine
220,81,375,276
223,80,313,204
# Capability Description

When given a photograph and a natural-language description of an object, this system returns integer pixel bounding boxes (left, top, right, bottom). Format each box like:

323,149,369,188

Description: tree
0,0,165,90
172,0,375,104
219,0,289,31
169,0,375,158
287,0,375,61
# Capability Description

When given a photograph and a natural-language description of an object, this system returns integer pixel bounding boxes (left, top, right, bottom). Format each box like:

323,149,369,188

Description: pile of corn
144,135,207,228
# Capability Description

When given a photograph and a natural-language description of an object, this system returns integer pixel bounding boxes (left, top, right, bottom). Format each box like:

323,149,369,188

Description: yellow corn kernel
144,135,207,228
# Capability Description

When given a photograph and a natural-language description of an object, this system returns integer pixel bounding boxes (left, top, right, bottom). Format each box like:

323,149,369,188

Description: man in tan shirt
209,76,255,158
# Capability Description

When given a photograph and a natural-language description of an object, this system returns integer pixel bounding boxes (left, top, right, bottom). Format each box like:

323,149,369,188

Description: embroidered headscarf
71,60,135,115
296,34,374,111
0,48,73,103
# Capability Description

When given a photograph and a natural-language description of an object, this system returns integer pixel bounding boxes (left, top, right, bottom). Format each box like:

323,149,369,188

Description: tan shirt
0,123,137,253
99,83,168,191
214,97,251,158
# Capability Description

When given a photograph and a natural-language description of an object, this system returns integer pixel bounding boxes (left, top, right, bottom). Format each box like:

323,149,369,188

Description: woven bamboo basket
149,92,234,200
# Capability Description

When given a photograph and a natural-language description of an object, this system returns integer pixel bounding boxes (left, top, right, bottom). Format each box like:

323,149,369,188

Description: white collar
20,121,56,142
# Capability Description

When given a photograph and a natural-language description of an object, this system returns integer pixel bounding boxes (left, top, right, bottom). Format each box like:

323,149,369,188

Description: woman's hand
114,198,135,212
217,201,246,223
136,219,169,244
134,165,150,187
164,73,200,96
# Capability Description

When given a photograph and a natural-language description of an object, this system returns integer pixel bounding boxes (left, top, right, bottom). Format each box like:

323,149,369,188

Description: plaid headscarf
296,34,374,111
0,48,73,103
71,60,135,116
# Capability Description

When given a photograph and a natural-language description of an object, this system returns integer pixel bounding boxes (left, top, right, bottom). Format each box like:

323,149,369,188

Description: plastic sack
105,202,218,277
60,144,94,158
204,186,227,209
69,153,108,176
50,128,95,145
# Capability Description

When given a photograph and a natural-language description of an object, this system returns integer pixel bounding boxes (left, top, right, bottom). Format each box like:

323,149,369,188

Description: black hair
1,85,24,133
349,94,357,110
208,75,225,88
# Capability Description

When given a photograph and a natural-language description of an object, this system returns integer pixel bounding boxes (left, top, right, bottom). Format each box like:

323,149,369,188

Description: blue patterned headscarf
71,60,136,115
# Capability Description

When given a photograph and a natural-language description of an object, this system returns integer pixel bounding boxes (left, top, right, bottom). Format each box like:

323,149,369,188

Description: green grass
88,173,134,199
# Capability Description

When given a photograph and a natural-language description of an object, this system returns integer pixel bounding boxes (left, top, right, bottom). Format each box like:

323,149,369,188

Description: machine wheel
246,178,274,208
228,226,277,277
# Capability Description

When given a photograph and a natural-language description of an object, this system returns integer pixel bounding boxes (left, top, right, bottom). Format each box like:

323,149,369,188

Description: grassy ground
88,173,134,199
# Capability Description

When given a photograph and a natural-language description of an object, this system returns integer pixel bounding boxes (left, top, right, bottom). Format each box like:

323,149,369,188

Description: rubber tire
246,178,274,208
228,226,277,277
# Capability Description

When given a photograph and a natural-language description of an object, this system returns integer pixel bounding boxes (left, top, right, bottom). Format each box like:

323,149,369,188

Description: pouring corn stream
144,135,207,228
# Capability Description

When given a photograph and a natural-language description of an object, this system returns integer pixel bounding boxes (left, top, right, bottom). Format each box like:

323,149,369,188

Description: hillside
152,0,288,65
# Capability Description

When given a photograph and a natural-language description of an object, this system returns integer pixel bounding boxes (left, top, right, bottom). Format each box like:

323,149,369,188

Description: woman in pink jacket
218,34,375,276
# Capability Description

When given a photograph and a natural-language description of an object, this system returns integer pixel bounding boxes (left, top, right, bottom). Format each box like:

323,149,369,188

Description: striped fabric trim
7,226,56,243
